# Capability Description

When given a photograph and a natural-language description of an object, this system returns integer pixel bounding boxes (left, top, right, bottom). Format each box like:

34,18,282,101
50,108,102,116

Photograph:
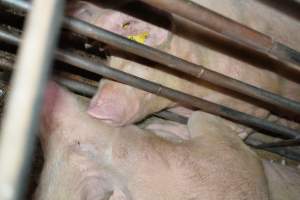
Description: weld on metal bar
140,0,300,66
0,0,64,199
2,1,300,119
0,28,299,141
1,52,298,161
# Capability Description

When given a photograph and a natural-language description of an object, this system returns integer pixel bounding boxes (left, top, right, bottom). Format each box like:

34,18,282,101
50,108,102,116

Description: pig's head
68,1,199,126
88,76,177,126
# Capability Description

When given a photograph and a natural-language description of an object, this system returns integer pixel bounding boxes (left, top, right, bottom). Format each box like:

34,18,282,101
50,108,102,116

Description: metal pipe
2,1,300,118
0,50,14,71
0,27,299,140
139,0,300,67
1,50,299,161
0,0,64,199
63,18,300,116
57,50,300,139
254,138,300,148
154,110,188,124
0,50,189,125
246,138,300,161
56,50,300,140
54,76,97,97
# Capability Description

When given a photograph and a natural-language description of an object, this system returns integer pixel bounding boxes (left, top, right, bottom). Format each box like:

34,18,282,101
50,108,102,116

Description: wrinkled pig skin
35,83,269,200
67,0,300,127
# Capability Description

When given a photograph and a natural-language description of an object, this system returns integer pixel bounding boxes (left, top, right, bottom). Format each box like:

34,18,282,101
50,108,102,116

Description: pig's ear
144,119,191,142
187,111,240,141
40,81,84,139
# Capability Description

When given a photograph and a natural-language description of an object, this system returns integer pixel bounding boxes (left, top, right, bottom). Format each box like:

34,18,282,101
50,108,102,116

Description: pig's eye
122,21,131,29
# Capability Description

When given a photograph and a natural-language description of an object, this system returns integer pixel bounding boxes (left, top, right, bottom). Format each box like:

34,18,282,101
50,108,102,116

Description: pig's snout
88,83,140,126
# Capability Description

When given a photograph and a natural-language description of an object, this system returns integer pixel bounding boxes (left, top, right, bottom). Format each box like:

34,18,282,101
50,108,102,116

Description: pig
263,160,300,200
35,82,271,200
67,0,300,132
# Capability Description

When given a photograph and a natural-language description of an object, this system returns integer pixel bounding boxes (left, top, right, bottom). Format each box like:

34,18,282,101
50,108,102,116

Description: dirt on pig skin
67,0,300,130
35,83,269,200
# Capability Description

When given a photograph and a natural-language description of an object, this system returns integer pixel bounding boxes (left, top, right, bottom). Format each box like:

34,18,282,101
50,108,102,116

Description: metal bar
246,138,300,161
139,0,300,66
0,51,189,125
54,76,97,97
1,50,299,160
154,110,188,124
0,50,14,71
254,138,300,148
0,0,64,199
57,50,300,140
0,27,299,140
2,1,300,119
55,77,189,124
63,18,300,116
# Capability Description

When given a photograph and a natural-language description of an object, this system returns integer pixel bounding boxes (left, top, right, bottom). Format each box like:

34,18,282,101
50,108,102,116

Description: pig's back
178,0,300,115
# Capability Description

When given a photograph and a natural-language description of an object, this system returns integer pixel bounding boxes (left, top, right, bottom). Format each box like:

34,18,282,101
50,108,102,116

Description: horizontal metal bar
63,18,300,116
0,0,64,199
0,50,14,71
246,138,300,161
0,49,190,125
139,0,300,67
54,76,96,97
1,50,298,161
60,50,300,139
2,1,300,120
1,28,299,140
55,76,189,124
254,138,300,148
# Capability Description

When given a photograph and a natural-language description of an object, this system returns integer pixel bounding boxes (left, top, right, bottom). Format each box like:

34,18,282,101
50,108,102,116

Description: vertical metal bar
0,0,64,199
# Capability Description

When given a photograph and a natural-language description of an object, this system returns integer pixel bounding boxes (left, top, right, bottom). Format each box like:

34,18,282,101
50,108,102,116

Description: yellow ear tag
127,32,149,44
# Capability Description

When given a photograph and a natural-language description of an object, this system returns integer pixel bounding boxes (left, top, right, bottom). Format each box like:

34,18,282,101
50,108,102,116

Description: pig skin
67,0,300,128
263,161,300,200
35,83,270,200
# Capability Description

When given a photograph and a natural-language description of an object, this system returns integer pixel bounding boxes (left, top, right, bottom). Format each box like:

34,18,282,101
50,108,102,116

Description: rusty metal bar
0,28,299,140
0,0,64,199
2,1,300,119
139,0,300,66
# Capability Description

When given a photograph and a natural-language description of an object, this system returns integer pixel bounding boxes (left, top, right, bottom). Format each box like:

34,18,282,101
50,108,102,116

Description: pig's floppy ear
187,111,242,141
187,111,259,160
41,81,84,135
